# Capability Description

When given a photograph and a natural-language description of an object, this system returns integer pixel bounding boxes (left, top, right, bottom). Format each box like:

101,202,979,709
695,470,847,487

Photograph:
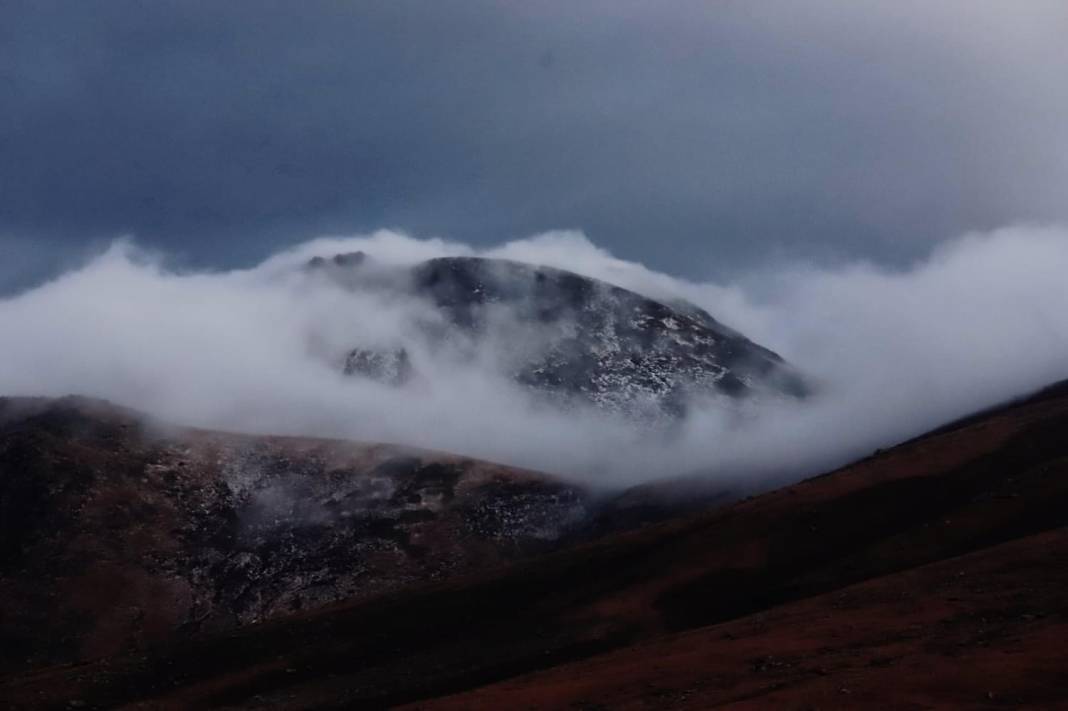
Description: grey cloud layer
3,1,1068,288
2,226,1067,488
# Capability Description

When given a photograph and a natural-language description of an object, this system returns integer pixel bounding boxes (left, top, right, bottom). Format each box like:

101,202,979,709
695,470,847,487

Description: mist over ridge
2,225,1067,488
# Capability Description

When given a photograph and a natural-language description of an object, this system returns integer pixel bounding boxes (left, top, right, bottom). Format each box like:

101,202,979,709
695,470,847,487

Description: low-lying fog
3,225,1067,489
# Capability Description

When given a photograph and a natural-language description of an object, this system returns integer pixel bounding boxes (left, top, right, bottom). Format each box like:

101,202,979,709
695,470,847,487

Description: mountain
0,397,591,674
0,395,756,676
308,253,807,420
4,381,1067,708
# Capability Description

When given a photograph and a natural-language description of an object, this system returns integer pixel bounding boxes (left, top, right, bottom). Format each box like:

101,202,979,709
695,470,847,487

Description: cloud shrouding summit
2,226,1068,488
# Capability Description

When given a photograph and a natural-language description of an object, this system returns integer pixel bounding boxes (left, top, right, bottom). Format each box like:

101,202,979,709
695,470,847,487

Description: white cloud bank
2,225,1067,489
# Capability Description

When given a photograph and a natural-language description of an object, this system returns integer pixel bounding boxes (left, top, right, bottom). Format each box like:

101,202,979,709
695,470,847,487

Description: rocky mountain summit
308,253,807,420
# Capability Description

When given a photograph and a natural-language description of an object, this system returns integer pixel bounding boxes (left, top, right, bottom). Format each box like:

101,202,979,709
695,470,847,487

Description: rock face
0,397,589,672
342,347,412,385
312,254,807,420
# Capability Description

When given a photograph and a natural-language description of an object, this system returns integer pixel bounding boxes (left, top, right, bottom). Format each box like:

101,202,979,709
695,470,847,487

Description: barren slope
418,529,1068,709
4,382,1068,708
0,397,590,674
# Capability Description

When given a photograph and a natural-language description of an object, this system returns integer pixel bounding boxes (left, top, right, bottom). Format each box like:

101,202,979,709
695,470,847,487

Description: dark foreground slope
4,382,1068,709
422,529,1068,710
0,397,590,674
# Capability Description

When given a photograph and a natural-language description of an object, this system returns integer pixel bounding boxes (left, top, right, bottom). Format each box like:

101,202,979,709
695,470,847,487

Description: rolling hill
3,382,1067,708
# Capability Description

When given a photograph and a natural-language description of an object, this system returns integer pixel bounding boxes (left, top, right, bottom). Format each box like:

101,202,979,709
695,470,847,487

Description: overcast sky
2,1,1067,291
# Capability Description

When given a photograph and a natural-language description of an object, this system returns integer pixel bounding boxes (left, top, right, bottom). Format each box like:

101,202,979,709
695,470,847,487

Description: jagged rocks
343,347,412,385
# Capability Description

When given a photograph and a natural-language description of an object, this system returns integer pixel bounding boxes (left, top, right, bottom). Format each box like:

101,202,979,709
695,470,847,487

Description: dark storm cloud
2,1,1067,288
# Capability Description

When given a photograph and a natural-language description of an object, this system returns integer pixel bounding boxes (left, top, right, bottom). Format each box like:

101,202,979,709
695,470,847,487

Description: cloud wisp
2,226,1067,489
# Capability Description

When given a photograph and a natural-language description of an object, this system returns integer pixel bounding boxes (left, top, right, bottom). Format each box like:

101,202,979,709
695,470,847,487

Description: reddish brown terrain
3,382,1068,708
418,530,1068,710
0,397,590,675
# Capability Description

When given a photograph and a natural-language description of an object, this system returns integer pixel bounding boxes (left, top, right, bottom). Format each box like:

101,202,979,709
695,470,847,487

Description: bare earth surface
0,397,590,675
416,529,1068,710
2,382,1068,708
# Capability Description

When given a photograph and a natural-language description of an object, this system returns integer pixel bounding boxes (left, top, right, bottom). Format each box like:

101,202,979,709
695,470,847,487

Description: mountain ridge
4,379,1067,707
309,253,807,421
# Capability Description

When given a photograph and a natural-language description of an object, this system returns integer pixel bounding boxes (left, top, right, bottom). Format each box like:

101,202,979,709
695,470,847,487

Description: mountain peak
310,253,807,420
